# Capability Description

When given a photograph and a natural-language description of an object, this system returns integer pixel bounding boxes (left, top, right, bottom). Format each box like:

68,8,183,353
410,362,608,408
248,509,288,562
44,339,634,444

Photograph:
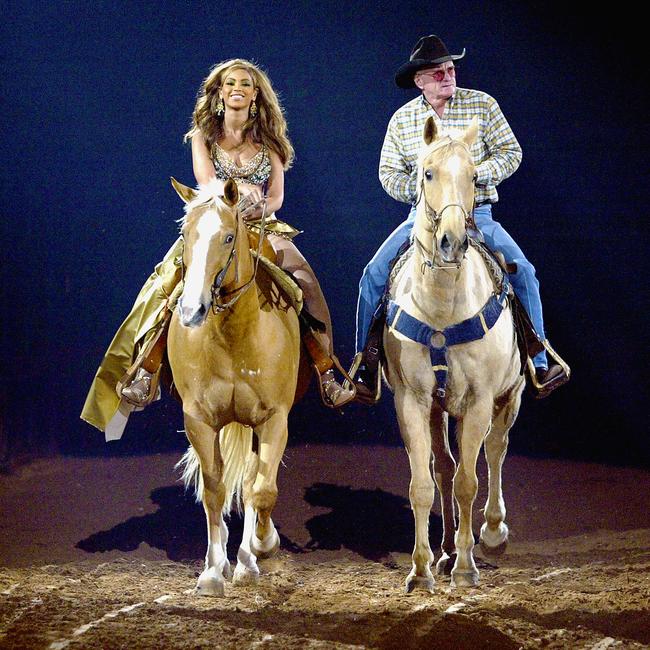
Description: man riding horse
351,34,569,402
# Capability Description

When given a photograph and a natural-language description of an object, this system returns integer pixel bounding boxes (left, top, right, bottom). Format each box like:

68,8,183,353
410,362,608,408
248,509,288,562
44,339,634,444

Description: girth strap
386,277,510,401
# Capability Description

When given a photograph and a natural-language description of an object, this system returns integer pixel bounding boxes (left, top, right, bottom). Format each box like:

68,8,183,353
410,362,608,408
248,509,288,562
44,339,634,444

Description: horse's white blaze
446,153,463,175
183,210,224,308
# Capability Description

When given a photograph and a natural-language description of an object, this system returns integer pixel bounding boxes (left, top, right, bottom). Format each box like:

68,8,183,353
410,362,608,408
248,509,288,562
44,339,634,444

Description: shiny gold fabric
246,213,301,240
81,215,299,433
80,237,183,432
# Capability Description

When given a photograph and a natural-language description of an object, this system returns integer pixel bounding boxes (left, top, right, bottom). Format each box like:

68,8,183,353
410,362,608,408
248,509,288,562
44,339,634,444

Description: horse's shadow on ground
76,482,442,562
76,486,265,562
303,482,442,561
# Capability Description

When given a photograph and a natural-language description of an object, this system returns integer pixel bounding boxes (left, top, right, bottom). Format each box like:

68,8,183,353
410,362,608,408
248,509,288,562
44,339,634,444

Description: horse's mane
177,179,228,228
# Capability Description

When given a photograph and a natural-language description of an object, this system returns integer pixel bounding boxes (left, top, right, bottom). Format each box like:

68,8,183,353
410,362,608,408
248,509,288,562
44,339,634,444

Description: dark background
1,1,648,467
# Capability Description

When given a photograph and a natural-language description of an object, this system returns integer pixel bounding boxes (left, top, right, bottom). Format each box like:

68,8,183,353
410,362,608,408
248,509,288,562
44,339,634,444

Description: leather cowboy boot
118,323,168,407
121,368,153,406
528,339,571,399
505,282,570,399
300,313,356,409
534,363,569,397
349,307,385,405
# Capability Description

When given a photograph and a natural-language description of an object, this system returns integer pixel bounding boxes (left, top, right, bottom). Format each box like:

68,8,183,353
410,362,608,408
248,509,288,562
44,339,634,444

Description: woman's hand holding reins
238,184,265,220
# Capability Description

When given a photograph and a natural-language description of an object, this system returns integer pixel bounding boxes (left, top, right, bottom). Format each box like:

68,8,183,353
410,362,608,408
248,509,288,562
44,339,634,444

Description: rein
210,196,268,313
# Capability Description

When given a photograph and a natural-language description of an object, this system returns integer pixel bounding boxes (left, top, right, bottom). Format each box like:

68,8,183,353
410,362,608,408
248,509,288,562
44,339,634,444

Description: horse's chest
196,373,274,425
387,333,487,399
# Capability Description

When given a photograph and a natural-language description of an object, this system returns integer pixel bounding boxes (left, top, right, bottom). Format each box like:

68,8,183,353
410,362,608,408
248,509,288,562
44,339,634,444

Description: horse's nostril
440,234,450,251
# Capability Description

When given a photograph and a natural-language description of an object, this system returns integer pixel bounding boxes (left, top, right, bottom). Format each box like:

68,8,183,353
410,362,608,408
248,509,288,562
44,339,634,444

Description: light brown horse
168,177,303,596
384,117,525,591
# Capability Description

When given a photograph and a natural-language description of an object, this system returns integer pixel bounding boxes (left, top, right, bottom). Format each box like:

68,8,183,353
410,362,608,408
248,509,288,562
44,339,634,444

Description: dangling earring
216,97,224,116
250,100,258,118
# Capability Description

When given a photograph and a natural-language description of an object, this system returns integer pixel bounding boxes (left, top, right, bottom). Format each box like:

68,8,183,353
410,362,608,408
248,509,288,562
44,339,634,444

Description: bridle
210,195,268,313
413,137,476,272
181,194,268,314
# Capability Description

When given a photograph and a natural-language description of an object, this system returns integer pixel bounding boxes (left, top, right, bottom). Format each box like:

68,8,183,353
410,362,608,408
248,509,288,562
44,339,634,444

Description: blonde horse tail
175,423,253,516
219,423,253,516
175,446,203,502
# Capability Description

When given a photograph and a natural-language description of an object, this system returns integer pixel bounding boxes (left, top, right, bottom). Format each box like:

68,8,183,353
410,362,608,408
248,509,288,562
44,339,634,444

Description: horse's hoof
405,572,435,594
435,552,456,576
251,528,280,559
479,522,509,556
233,562,260,585
195,577,225,597
450,569,479,588
222,561,233,580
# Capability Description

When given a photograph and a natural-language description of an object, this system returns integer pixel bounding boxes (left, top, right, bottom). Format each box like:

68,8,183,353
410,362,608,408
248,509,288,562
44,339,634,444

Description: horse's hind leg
185,413,228,596
248,411,288,560
451,402,492,588
396,389,436,594
234,441,261,583
430,409,457,576
479,388,522,556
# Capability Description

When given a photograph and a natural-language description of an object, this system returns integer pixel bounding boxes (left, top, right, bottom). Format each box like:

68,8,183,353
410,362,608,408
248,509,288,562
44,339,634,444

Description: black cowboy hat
395,35,466,89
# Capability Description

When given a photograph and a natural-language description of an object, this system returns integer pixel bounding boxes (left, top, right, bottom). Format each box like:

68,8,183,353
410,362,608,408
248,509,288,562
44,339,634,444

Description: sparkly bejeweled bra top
211,142,272,186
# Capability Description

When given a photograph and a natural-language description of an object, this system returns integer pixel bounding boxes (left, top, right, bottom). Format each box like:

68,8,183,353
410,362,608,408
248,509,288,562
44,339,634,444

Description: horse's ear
171,177,198,204
223,178,239,207
462,116,478,147
423,116,437,145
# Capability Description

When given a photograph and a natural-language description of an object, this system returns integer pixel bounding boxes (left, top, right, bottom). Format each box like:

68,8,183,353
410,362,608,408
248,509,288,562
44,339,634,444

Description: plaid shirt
379,88,522,206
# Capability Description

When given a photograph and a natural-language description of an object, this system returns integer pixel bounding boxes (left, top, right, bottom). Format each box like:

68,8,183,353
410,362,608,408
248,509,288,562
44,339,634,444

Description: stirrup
526,339,571,399
346,352,382,405
314,355,356,410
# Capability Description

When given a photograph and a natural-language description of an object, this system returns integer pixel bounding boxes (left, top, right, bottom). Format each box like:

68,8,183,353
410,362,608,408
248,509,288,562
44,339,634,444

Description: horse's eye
425,169,433,181
224,234,234,244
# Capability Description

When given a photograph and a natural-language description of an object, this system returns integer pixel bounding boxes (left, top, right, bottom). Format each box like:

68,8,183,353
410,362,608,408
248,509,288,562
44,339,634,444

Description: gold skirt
80,217,299,434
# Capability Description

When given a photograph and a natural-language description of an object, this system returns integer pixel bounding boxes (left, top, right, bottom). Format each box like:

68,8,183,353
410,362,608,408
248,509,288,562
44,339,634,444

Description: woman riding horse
81,59,353,437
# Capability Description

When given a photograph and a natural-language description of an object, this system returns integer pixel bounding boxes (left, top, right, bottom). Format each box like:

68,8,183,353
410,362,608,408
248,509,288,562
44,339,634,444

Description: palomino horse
384,117,525,591
168,177,302,596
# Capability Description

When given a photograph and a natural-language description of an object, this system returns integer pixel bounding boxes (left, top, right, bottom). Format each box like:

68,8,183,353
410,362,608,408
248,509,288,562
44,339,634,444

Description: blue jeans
355,204,548,368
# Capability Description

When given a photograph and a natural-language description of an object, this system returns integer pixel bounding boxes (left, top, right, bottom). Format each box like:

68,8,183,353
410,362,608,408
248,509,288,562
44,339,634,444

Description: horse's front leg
479,387,522,555
184,413,229,596
247,410,288,560
395,388,436,594
452,401,492,588
233,442,261,583
430,408,457,576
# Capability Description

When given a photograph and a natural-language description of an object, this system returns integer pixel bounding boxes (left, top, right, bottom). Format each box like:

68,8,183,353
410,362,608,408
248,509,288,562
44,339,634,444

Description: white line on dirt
589,638,619,650
531,567,573,581
444,602,467,614
443,592,489,615
48,602,145,649
1,583,20,595
48,591,183,650
153,594,173,604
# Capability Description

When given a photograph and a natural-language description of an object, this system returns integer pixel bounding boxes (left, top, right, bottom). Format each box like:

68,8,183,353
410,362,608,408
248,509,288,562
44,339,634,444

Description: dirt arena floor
1,444,649,649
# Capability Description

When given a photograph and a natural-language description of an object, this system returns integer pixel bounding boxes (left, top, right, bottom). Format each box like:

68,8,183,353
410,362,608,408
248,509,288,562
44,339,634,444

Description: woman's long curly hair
185,59,294,170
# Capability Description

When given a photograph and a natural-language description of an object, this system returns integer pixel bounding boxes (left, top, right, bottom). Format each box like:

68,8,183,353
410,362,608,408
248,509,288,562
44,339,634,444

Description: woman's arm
191,132,218,186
